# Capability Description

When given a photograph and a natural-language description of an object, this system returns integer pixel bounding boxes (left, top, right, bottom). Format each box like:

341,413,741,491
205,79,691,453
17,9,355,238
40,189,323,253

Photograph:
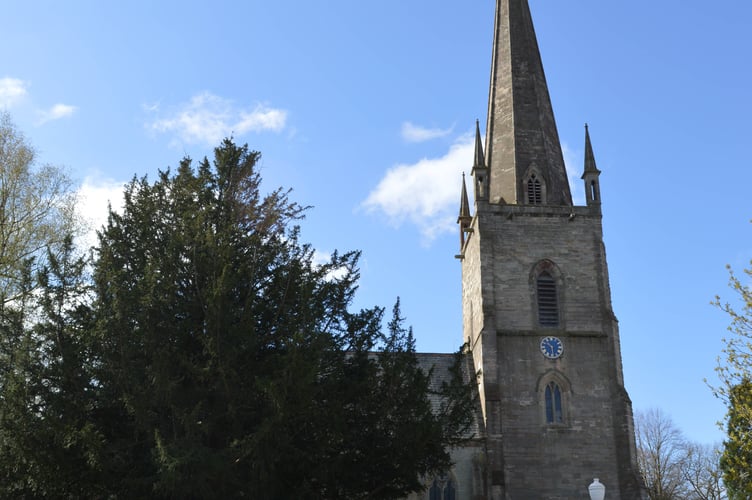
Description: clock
540,336,563,359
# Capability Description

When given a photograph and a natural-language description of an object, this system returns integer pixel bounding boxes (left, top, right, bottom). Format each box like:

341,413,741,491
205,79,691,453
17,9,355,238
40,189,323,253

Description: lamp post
588,478,605,500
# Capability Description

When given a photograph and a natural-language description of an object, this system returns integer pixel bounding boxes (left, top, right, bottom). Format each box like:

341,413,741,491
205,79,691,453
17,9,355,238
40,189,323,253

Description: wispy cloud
36,103,77,125
147,92,288,146
401,121,453,143
0,77,29,108
362,133,474,243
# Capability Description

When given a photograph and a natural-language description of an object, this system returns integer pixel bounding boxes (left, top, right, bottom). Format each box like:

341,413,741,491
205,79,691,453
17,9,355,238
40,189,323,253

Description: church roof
415,352,484,440
485,0,572,206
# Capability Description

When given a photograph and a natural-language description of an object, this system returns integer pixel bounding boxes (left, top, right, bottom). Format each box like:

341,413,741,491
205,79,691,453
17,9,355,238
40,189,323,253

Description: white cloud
148,92,287,146
0,77,29,108
76,177,126,250
236,106,286,134
313,250,349,281
401,121,453,143
362,134,474,243
363,133,588,243
36,103,77,125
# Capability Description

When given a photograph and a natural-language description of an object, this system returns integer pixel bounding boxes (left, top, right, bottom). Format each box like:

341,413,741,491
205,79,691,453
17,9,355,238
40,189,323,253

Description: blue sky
2,0,751,446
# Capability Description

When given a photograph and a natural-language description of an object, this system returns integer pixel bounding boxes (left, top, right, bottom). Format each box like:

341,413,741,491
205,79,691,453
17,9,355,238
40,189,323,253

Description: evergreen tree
714,259,752,498
720,380,752,499
0,238,102,498
91,139,477,498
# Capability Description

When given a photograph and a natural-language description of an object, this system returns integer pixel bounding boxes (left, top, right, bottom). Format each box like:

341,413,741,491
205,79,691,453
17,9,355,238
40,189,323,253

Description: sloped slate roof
415,352,484,439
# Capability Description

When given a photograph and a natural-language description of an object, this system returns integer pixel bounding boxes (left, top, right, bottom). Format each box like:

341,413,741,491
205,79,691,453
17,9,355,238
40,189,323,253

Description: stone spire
473,119,486,171
457,173,472,248
581,124,601,206
583,123,599,175
471,119,488,201
485,0,572,206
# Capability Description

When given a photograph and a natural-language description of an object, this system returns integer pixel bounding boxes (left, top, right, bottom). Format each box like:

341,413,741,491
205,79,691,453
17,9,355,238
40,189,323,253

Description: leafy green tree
714,261,752,498
0,112,79,305
91,139,477,499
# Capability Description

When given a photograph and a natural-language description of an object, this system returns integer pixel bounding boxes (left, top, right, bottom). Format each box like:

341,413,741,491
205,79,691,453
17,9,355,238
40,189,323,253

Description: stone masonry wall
461,202,644,499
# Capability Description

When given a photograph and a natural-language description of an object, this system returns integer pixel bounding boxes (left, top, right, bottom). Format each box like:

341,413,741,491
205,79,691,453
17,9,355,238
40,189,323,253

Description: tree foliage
714,261,752,498
0,114,94,497
0,111,79,305
719,380,752,499
0,135,477,497
86,139,477,498
0,238,102,498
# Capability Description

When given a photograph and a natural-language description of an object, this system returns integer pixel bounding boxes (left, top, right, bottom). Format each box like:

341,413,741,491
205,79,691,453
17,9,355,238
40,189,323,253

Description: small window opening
537,272,559,327
527,174,542,204
590,180,598,202
545,381,563,424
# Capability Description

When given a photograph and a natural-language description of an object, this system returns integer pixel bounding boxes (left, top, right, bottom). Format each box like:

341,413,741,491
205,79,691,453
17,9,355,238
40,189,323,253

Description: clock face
540,336,563,359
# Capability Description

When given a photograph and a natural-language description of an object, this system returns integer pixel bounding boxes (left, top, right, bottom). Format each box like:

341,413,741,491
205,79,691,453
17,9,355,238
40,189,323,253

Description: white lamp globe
588,478,605,500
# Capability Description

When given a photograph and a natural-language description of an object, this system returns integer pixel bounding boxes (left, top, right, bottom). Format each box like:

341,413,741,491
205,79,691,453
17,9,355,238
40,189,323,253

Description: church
408,0,647,498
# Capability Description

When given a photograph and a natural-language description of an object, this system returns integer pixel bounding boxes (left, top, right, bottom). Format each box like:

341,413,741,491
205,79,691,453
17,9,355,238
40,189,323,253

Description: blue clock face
540,336,563,359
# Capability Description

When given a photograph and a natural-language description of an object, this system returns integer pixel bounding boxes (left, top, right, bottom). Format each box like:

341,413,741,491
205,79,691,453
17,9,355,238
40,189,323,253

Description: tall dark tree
0,237,101,498
91,139,477,498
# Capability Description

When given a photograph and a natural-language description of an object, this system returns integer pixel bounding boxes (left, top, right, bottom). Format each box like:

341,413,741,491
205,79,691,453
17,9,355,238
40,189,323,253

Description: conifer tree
720,380,752,499
0,238,101,498
714,261,752,498
91,139,477,498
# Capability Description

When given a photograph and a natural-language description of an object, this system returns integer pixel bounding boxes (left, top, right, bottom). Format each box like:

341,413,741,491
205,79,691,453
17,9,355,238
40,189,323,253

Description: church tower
457,1,645,498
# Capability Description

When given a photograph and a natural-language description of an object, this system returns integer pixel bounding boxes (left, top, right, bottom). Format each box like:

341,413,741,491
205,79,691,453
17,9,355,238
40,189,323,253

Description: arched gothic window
545,381,563,424
429,480,441,500
527,173,542,204
536,271,559,327
428,475,456,500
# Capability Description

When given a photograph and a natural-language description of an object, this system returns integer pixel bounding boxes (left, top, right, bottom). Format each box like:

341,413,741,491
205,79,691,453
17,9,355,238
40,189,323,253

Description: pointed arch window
545,381,563,424
527,173,542,204
536,271,559,327
429,480,441,500
428,475,456,500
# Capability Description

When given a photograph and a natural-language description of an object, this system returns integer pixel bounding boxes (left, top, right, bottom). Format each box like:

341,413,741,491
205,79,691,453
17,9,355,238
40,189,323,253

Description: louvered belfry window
537,272,559,327
528,174,542,204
